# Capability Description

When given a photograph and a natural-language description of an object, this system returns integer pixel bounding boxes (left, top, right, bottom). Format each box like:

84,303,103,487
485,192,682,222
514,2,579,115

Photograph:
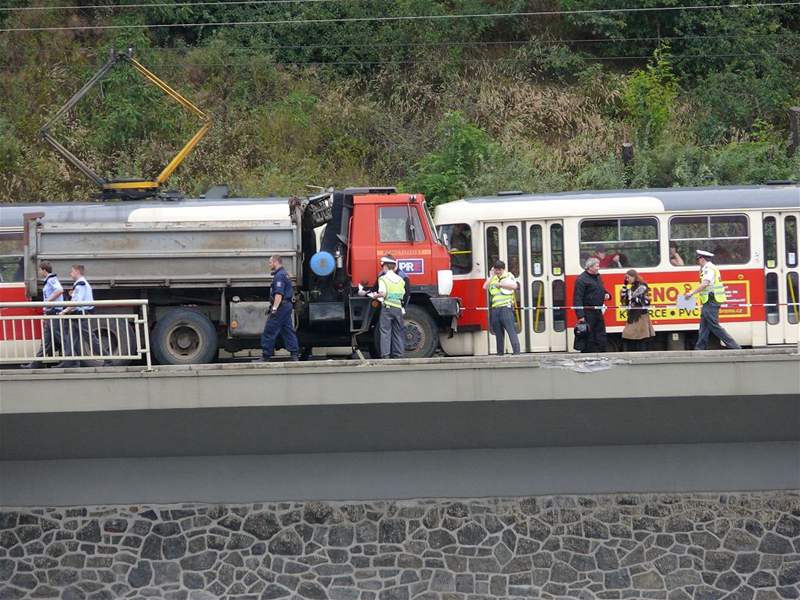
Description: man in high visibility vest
684,249,741,350
371,255,407,359
482,260,520,355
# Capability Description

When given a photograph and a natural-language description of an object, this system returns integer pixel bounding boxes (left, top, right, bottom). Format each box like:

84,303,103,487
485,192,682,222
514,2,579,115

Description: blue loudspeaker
309,251,336,277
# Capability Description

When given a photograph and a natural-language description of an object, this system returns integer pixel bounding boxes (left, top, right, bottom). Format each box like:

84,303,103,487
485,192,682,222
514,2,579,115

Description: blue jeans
260,303,299,358
490,306,520,355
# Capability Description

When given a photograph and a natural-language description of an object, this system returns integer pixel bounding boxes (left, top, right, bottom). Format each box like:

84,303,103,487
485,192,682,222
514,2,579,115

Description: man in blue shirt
255,255,300,362
23,261,64,369
56,264,103,368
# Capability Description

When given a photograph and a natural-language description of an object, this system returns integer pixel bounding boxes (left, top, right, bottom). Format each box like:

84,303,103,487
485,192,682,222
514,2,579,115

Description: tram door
763,212,800,344
483,222,526,354
526,221,568,352
483,220,567,354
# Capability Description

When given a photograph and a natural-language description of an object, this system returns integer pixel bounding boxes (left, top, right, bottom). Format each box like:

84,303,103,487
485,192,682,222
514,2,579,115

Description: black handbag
573,322,590,352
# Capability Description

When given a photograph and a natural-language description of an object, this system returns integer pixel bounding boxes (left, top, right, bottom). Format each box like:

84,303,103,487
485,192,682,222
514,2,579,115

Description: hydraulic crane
40,49,211,200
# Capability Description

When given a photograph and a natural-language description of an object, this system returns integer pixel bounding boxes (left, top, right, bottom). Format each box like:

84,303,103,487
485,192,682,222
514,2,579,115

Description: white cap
695,249,714,258
380,256,397,265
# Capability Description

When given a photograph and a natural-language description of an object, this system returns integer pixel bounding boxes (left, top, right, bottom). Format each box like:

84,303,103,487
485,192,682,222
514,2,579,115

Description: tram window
486,226,500,270
785,216,797,268
530,224,543,276
766,273,779,324
788,272,799,325
550,223,563,276
506,226,520,277
379,206,425,243
438,223,472,275
0,231,24,283
764,217,777,269
531,280,545,333
579,217,659,268
552,279,566,332
670,214,750,265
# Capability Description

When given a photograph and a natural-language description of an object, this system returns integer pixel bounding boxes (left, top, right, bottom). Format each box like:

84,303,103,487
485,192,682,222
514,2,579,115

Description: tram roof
434,184,800,222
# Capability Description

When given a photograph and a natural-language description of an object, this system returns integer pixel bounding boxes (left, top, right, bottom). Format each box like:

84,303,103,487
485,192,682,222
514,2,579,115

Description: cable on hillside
0,0,344,11
2,2,800,33
138,52,800,69
139,32,799,53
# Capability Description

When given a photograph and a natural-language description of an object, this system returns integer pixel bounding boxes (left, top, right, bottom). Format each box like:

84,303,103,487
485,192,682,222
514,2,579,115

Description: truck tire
404,305,439,358
152,308,218,365
95,318,137,366
372,305,439,359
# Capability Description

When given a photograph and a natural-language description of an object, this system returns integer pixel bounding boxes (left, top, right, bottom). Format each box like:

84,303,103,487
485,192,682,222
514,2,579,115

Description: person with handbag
573,257,610,353
620,269,655,351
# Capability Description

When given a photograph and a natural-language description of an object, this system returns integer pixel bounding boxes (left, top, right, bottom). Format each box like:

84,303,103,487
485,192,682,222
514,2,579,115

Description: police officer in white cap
684,249,741,350
370,255,406,358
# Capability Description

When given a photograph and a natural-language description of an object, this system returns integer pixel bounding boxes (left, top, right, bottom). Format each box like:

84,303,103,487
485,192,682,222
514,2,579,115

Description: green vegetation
1,1,799,205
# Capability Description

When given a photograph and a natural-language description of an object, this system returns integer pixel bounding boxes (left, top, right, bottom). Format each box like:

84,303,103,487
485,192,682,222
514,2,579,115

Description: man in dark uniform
256,255,300,362
573,257,611,353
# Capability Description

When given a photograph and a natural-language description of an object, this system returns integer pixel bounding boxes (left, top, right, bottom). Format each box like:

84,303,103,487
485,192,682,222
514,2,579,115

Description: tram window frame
0,229,24,283
578,217,660,268
437,223,472,275
550,223,564,276
669,214,750,266
785,215,797,268
764,216,777,269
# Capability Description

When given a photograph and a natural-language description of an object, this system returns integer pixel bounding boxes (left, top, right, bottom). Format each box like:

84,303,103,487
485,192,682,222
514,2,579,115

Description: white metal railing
0,300,151,368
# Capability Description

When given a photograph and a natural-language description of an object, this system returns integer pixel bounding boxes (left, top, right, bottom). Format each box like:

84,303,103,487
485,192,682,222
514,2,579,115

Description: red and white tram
434,185,800,355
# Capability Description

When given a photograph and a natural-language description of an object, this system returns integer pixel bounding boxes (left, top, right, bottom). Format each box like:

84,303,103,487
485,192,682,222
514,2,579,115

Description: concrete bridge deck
1,348,797,459
0,349,798,505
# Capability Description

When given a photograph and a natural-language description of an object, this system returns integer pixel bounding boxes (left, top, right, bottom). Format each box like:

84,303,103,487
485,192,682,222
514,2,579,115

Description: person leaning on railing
22,261,64,369
55,264,104,368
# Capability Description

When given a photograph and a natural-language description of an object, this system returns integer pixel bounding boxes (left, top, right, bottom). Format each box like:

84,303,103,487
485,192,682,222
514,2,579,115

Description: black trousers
581,310,608,353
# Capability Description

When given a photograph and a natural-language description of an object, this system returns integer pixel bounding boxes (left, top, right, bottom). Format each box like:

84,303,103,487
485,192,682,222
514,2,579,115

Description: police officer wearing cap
257,255,300,362
370,255,406,359
684,249,741,350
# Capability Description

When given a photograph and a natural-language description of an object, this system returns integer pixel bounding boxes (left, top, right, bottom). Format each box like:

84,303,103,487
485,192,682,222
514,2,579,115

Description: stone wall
1,492,799,600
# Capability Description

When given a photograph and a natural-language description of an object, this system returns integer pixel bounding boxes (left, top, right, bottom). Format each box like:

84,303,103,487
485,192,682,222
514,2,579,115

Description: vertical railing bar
113,317,121,359
49,313,56,360
141,304,152,369
59,317,66,363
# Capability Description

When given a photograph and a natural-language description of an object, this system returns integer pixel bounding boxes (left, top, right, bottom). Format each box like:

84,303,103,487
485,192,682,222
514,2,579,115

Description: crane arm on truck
40,48,211,200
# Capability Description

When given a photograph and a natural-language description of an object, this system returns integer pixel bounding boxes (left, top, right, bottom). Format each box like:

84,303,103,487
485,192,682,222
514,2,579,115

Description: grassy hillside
1,0,799,205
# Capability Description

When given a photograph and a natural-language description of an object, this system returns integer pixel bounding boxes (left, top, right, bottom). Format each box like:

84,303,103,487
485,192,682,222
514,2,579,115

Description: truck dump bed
25,218,300,293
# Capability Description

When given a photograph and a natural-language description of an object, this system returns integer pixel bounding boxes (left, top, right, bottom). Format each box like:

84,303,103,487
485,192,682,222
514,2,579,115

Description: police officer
684,249,741,350
57,264,103,368
370,255,406,359
22,261,64,369
482,260,520,355
256,255,300,362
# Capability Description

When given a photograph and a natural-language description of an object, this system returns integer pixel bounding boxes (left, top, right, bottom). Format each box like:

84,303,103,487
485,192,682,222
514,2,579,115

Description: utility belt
74,308,95,314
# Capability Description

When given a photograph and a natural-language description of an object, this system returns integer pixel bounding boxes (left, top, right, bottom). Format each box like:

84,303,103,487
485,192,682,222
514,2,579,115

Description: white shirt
700,261,718,285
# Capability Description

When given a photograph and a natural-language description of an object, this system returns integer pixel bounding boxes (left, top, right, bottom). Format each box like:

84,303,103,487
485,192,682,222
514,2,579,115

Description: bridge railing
0,300,151,368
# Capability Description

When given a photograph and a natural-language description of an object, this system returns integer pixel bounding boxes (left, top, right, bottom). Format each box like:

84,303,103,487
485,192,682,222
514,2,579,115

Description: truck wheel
403,305,439,358
95,318,137,366
152,308,218,365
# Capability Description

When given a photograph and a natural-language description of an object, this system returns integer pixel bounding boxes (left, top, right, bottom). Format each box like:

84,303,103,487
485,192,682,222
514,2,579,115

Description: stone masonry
0,492,799,600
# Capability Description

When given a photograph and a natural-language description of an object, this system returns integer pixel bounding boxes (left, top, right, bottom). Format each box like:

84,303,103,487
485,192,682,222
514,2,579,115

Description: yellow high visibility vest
489,273,515,308
380,275,405,309
698,262,726,304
